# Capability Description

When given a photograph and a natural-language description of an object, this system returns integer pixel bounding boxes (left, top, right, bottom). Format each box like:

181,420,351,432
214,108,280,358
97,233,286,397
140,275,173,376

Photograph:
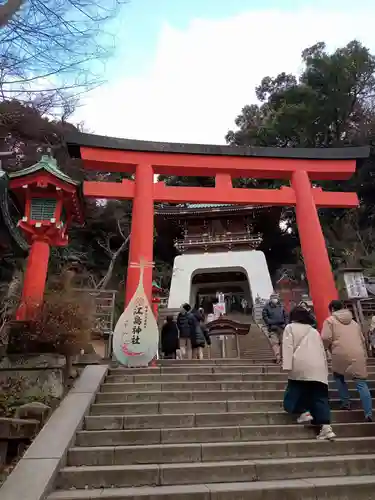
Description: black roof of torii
66,132,370,161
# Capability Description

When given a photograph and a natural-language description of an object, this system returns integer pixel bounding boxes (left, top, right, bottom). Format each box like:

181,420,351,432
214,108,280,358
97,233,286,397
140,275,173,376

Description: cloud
75,3,375,145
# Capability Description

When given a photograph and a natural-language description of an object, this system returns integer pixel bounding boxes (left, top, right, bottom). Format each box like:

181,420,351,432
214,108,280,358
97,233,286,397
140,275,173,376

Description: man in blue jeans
322,300,372,422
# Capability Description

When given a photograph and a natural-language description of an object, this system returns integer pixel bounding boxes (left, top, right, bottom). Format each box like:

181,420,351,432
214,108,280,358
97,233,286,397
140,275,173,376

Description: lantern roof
8,155,79,186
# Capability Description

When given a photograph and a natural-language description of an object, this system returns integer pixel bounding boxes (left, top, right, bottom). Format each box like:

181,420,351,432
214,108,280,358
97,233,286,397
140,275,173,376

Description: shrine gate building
156,203,273,312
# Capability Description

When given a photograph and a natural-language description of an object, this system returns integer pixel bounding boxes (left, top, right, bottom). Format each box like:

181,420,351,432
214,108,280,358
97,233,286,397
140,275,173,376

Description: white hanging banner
214,302,226,319
113,261,159,367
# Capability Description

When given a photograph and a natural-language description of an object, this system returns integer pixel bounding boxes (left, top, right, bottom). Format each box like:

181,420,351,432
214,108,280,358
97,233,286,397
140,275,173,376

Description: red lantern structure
8,155,84,319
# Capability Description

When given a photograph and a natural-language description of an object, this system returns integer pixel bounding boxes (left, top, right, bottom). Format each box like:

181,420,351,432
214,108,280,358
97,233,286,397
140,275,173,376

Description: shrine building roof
155,203,264,215
66,132,369,161
186,203,232,209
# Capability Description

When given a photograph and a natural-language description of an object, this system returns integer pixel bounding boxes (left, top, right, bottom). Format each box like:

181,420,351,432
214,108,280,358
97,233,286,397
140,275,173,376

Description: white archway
168,250,273,309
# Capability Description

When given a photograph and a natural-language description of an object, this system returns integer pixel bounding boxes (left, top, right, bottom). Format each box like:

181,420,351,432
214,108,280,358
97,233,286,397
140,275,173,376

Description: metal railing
175,231,262,251
73,288,117,333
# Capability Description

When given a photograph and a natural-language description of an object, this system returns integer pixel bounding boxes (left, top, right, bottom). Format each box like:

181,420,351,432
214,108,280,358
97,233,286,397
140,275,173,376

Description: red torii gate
67,133,369,328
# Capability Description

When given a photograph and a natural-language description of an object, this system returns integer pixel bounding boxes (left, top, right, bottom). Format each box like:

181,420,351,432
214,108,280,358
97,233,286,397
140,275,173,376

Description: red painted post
17,238,50,320
152,299,159,319
125,164,154,306
291,170,338,329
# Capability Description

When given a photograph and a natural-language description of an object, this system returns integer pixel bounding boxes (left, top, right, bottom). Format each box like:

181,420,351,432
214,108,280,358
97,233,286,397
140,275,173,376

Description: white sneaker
297,411,313,424
317,425,336,440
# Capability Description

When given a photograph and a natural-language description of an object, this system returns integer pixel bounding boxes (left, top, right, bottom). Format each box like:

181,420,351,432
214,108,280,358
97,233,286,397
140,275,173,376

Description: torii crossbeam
67,133,369,328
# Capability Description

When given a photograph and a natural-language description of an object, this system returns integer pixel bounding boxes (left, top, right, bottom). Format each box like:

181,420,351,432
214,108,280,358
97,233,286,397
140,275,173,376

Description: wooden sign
113,261,159,367
344,271,368,300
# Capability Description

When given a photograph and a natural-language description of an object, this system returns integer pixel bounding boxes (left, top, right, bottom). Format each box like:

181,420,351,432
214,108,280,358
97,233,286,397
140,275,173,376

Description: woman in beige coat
283,306,335,440
321,300,372,422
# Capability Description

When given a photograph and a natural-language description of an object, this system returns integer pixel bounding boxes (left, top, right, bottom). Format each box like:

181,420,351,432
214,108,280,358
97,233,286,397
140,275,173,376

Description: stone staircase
47,358,375,499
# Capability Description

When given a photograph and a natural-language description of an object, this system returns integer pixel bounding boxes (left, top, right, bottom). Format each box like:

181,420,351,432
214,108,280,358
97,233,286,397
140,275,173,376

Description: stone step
104,371,375,383
46,475,375,500
85,410,372,431
94,388,373,405
76,422,375,446
109,365,282,375
90,397,368,415
105,372,289,383
155,358,375,366
84,409,366,430
67,436,375,466
109,364,375,375
90,396,375,415
55,454,375,489
156,358,280,366
100,380,375,393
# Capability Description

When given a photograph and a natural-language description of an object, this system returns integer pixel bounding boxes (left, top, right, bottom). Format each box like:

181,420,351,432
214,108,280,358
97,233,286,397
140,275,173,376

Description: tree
226,40,375,277
0,99,79,169
0,0,126,106
158,175,214,187
0,0,23,27
57,199,132,290
227,40,375,149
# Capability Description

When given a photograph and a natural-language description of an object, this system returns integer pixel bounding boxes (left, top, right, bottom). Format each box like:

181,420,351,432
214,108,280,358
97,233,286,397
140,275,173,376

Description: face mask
271,299,278,305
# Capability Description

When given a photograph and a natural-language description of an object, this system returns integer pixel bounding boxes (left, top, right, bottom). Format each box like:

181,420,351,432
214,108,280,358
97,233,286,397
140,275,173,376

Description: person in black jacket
161,315,180,359
262,294,288,364
177,303,192,359
190,308,211,360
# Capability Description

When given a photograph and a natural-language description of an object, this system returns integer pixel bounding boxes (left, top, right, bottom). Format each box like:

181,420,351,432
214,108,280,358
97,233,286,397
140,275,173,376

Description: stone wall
0,354,66,403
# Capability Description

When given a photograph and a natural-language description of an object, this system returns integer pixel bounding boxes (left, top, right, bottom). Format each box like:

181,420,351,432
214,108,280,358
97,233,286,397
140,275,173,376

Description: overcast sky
74,0,375,145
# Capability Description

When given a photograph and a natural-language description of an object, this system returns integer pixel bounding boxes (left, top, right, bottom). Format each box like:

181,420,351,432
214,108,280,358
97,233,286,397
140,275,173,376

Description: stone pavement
45,357,375,499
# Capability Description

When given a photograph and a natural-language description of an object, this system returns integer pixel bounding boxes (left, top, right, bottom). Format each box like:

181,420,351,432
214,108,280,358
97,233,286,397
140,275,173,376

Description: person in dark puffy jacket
199,307,212,349
190,308,210,359
161,315,179,359
262,294,288,364
177,303,192,359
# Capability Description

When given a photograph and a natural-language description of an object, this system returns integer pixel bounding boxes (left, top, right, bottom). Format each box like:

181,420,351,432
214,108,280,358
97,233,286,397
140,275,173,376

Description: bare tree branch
0,0,127,106
117,219,127,241
96,234,129,289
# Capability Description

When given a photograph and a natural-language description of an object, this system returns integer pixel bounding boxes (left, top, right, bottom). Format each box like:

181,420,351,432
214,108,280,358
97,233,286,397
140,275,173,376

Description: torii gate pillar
125,163,154,306
292,170,338,327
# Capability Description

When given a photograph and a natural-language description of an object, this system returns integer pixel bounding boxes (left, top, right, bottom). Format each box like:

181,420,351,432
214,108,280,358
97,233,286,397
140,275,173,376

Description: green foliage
158,175,215,187
0,376,55,417
226,39,375,275
227,40,375,148
8,276,95,356
33,280,95,355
